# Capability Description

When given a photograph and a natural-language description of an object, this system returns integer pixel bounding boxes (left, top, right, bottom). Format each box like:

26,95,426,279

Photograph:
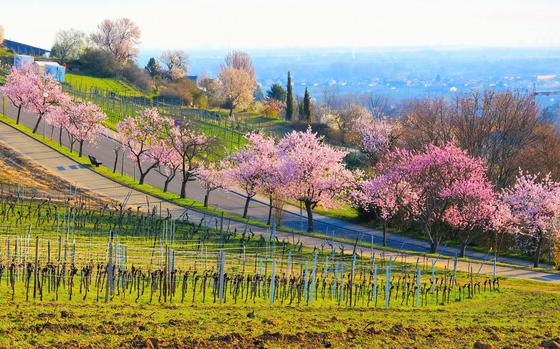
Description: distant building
2,39,50,56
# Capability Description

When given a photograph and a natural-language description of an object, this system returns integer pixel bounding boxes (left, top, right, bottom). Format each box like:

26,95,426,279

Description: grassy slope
0,278,557,348
65,73,149,97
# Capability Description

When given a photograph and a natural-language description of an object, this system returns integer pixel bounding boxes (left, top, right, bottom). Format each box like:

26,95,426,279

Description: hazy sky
1,0,559,50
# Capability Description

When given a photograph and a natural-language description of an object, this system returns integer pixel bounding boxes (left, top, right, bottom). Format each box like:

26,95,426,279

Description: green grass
0,47,15,58
0,277,557,348
314,204,361,222
65,73,149,97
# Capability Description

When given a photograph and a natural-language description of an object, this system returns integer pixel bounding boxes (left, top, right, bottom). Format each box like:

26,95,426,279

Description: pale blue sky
1,0,559,50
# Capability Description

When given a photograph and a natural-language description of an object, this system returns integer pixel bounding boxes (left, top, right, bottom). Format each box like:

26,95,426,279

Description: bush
159,78,201,106
79,48,118,77
119,63,153,92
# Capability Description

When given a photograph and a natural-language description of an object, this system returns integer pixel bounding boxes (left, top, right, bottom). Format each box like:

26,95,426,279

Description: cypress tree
286,71,294,121
303,88,311,124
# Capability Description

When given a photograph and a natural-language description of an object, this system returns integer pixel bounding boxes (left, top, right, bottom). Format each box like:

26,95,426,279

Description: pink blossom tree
153,140,182,192
197,162,228,207
499,172,560,267
367,144,496,253
0,66,37,124
249,133,283,225
26,73,68,134
63,101,106,157
167,120,211,199
353,112,397,164
224,133,279,219
45,103,70,146
278,128,354,232
357,172,414,246
117,108,172,185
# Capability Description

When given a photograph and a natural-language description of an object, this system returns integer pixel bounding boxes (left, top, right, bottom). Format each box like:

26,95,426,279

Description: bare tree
160,50,189,80
399,98,454,150
50,29,86,63
451,91,540,187
91,18,141,64
364,94,393,118
224,50,255,80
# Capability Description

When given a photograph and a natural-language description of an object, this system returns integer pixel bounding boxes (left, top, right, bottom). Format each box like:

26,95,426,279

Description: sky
1,0,559,51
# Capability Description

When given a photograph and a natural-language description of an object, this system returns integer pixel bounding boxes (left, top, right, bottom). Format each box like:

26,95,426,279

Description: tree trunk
534,233,544,268
112,150,118,173
69,141,74,153
267,195,273,226
180,177,189,199
32,115,43,134
163,178,171,193
78,141,84,157
305,200,314,233
382,220,387,247
139,172,147,185
58,126,63,146
243,196,251,218
203,190,209,207
16,106,21,124
430,238,439,253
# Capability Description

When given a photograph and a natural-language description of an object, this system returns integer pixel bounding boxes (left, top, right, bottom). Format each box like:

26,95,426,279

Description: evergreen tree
145,57,162,78
267,83,287,101
297,96,304,119
303,88,312,124
286,71,294,120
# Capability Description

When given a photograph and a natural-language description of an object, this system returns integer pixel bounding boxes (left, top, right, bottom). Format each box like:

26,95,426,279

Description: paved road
1,98,560,284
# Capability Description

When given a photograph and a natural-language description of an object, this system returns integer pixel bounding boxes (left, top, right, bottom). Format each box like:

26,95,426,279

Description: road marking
56,166,66,171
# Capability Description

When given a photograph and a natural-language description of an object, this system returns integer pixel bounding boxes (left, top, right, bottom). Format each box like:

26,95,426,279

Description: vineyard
0,186,499,308
0,186,558,348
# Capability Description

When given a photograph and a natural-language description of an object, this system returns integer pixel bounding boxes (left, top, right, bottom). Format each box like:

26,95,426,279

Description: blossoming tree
499,172,560,267
224,133,280,219
167,120,211,199
26,73,68,134
364,144,496,253
153,140,182,193
64,101,106,157
197,162,227,207
117,108,171,185
278,128,354,232
0,66,37,124
353,111,397,164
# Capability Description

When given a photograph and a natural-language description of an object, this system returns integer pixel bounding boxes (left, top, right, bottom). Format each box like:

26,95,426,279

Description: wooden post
105,231,114,303
416,268,421,307
33,236,39,299
218,250,225,304
270,259,276,305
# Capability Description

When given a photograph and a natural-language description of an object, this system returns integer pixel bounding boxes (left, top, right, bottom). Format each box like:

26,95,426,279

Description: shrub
159,78,201,106
79,48,118,77
119,63,153,92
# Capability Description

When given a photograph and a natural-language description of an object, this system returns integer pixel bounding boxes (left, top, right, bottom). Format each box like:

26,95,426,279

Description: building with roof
2,39,50,56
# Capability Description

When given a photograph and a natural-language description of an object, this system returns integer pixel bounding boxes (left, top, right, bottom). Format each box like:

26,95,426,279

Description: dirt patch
0,142,113,206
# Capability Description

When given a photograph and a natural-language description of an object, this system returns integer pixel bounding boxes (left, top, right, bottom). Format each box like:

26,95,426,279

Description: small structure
35,61,66,83
14,54,34,69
